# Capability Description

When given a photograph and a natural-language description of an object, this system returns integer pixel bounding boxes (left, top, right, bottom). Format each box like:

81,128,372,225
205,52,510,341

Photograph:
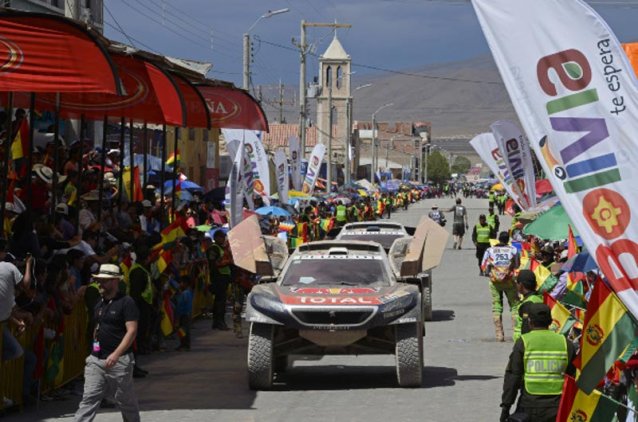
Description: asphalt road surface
9,196,515,422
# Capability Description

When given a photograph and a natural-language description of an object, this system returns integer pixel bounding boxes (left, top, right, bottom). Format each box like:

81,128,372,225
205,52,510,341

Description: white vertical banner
222,129,270,205
469,133,527,209
226,139,240,164
473,0,638,319
240,141,255,210
288,135,302,191
302,143,326,195
490,120,537,209
226,140,245,227
274,148,289,205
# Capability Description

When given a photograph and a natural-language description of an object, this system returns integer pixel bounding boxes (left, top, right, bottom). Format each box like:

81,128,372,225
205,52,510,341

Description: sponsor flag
490,120,537,209
227,139,245,227
274,148,289,205
472,0,638,324
289,136,302,191
166,148,181,167
557,375,618,422
223,129,270,204
577,280,637,393
544,292,575,335
469,133,529,210
122,166,144,202
302,143,325,195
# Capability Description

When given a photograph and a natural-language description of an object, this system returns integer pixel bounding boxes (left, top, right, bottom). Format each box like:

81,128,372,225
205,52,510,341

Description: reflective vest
130,263,153,305
487,214,497,230
476,224,491,243
211,243,232,275
513,293,543,340
522,330,567,395
489,192,496,202
336,205,347,222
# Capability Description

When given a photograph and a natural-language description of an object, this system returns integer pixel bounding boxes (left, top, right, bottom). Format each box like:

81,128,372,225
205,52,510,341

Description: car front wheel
247,322,274,390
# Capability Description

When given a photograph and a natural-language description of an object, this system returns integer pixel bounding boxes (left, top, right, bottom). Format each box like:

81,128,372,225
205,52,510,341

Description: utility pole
345,98,352,185
371,103,393,183
278,80,285,123
295,21,351,159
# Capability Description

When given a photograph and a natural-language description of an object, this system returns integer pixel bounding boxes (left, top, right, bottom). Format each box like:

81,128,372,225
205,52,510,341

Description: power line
103,21,159,53
104,3,137,48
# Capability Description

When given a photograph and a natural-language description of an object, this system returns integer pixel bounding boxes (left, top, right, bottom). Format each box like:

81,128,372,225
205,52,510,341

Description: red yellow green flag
166,148,181,167
543,292,575,335
122,166,143,202
518,256,558,293
577,280,637,393
557,376,618,422
11,117,29,161
567,224,578,259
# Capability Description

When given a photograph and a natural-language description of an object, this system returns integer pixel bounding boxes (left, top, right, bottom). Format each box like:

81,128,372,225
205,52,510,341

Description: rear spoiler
388,216,449,278
228,215,289,276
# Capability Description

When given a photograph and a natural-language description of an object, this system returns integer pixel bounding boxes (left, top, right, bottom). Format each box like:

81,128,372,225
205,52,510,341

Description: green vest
211,244,232,276
336,205,347,222
131,263,153,304
522,330,567,395
476,224,491,243
489,192,495,202
487,214,497,230
513,293,543,340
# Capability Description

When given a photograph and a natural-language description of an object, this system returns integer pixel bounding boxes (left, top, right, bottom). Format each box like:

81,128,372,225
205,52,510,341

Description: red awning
197,85,269,131
7,53,187,126
0,12,120,94
173,75,210,129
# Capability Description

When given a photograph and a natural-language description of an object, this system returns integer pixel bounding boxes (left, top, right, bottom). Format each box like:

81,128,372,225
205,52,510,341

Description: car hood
256,283,416,306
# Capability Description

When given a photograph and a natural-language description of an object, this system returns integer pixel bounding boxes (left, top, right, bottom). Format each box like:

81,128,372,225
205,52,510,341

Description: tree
451,156,471,175
427,150,450,185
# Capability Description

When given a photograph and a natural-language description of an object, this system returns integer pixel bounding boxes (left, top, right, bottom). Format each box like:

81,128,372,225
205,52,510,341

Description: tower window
326,66,332,88
336,66,342,89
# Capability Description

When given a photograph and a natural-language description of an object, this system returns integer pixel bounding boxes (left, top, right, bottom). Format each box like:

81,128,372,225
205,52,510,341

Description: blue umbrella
561,251,598,273
163,179,204,194
208,226,229,239
255,206,291,217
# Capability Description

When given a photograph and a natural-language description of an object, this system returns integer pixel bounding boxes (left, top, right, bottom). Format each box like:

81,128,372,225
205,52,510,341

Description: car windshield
280,257,391,287
337,233,405,250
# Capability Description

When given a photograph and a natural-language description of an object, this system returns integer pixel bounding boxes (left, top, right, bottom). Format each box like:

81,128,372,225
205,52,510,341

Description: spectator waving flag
577,280,637,393
543,293,575,335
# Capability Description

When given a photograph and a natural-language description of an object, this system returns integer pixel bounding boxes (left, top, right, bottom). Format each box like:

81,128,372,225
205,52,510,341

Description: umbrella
491,182,504,191
255,206,291,217
203,187,226,203
196,224,212,232
523,203,579,240
163,179,204,194
561,251,597,273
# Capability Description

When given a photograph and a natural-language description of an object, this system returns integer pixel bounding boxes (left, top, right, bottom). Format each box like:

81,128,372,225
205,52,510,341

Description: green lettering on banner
546,89,599,115
564,168,621,193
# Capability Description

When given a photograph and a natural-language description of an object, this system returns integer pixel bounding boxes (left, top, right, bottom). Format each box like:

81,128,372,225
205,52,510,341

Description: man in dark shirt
500,303,575,422
74,264,140,422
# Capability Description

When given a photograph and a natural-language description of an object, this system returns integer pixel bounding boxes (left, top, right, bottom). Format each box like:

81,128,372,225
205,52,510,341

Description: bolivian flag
557,376,618,422
518,256,558,293
543,293,575,335
166,148,181,167
577,280,637,393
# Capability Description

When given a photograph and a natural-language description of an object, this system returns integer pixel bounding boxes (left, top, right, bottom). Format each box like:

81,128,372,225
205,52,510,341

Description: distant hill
264,54,521,139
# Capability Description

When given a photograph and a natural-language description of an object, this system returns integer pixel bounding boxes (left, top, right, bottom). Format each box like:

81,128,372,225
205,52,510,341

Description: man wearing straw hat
75,264,140,422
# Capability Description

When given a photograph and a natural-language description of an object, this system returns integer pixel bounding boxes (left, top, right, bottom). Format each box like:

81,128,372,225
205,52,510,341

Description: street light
243,8,290,91
371,103,393,182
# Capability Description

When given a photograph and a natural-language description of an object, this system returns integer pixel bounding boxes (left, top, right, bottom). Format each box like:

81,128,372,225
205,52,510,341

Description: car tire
395,320,424,388
247,322,274,390
422,277,433,322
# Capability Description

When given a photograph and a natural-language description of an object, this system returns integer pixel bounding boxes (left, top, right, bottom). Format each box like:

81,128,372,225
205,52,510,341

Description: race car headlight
380,294,416,313
251,293,286,314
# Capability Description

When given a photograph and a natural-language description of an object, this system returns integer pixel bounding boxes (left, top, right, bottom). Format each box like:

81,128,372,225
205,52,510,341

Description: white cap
55,203,69,215
142,199,152,208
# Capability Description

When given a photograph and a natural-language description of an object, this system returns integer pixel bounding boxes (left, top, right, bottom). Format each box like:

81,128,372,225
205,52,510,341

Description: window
325,66,332,88
336,66,342,89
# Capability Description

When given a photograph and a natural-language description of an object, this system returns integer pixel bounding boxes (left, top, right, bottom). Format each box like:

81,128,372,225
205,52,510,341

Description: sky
104,0,638,89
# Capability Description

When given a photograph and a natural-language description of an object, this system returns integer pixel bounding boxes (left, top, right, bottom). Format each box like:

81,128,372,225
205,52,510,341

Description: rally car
245,240,424,389
333,221,435,321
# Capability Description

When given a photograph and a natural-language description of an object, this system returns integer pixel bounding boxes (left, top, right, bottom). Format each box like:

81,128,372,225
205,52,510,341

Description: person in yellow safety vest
513,270,543,341
500,303,575,422
129,245,154,354
488,190,496,209
486,207,500,236
208,230,233,330
376,198,385,218
472,214,494,275
384,195,393,219
335,201,347,226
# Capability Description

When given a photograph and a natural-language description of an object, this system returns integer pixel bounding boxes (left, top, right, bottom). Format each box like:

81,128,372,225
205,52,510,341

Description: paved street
8,196,515,422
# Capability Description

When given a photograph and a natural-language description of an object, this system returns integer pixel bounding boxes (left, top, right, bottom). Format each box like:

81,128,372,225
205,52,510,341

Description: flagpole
143,122,148,188
1,92,13,227
129,118,134,203
171,127,179,221
26,93,35,215
51,93,61,218
160,125,167,229
97,115,108,222
118,117,125,207
77,114,86,209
